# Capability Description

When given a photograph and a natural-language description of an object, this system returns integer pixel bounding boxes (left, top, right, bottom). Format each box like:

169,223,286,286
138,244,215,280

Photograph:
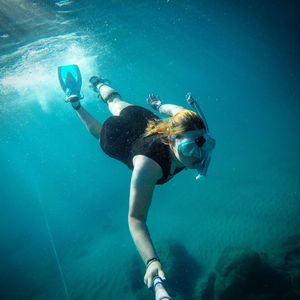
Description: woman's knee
99,85,132,115
108,100,132,116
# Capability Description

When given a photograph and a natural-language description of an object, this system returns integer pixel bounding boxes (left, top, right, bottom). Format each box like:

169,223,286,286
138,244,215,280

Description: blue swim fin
58,64,83,102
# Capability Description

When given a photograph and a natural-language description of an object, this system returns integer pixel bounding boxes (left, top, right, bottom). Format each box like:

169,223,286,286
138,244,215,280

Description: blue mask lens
177,134,216,178
178,141,202,158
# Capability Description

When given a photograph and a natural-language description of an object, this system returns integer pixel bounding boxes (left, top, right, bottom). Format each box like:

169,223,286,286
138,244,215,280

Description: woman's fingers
144,274,152,288
158,269,166,280
148,276,153,288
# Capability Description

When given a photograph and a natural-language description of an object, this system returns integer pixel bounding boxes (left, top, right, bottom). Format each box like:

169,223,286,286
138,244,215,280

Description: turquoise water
1,1,300,299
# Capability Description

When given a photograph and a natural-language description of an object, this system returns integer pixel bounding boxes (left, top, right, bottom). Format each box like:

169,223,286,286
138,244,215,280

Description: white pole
153,276,172,300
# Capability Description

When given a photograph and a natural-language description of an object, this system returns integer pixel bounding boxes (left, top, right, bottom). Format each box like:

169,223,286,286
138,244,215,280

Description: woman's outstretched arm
128,155,166,288
147,94,184,117
72,105,102,139
158,103,185,117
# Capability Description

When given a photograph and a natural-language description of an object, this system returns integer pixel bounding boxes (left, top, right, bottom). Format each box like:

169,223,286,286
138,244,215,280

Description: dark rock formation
200,235,300,300
166,242,203,299
213,247,290,300
268,235,300,300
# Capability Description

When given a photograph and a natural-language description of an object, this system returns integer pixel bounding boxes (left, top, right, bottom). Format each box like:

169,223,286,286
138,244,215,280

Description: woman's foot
89,76,120,103
68,95,81,110
89,76,111,92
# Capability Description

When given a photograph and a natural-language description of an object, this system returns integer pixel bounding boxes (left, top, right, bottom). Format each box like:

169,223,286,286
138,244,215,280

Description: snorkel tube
186,92,209,132
186,93,215,180
153,276,172,300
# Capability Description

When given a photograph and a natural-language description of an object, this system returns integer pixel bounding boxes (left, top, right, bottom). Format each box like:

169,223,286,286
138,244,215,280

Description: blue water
1,1,300,299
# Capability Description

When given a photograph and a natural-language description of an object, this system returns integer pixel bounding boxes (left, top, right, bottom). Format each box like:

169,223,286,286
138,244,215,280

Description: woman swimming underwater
58,64,216,294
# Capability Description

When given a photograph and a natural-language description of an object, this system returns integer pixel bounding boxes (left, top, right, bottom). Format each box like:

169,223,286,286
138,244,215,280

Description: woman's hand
144,260,166,288
146,94,162,111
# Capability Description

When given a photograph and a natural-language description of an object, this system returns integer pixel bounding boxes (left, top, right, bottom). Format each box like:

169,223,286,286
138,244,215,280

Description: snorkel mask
177,93,216,180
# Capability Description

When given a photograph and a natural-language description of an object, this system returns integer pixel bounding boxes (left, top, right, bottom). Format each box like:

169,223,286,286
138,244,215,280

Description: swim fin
58,64,83,102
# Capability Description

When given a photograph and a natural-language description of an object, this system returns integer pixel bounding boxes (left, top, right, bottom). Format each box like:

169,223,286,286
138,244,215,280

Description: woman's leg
71,81,132,139
75,106,102,139
97,84,133,116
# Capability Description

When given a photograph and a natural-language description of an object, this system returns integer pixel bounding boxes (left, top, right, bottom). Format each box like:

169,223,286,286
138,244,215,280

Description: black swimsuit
100,106,184,185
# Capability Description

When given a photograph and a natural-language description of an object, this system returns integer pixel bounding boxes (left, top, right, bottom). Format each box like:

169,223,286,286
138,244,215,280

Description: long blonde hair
144,109,205,144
